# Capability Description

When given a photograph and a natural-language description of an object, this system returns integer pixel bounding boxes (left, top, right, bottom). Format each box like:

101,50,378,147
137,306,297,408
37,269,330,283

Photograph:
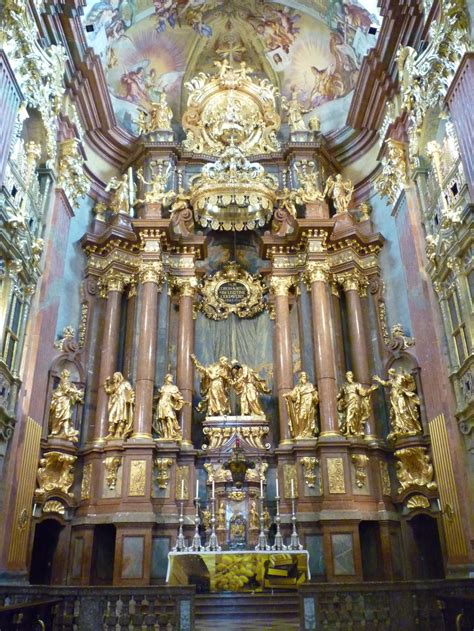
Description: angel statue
136,164,174,205
275,187,303,218
373,368,423,439
191,354,233,416
169,186,191,215
281,89,309,133
104,372,135,440
284,372,319,439
153,374,189,441
48,369,84,443
232,362,271,417
337,371,378,438
323,173,354,214
105,172,135,216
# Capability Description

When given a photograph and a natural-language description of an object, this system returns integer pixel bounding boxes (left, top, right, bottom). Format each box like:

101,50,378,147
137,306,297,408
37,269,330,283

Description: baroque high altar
1,5,473,595
18,62,435,585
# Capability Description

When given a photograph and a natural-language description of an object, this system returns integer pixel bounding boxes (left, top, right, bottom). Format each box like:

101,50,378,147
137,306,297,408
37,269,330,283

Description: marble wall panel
331,533,355,576
121,536,144,579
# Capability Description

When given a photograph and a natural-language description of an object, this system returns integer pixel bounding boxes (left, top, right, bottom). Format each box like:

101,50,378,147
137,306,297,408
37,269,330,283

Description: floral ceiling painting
82,0,380,137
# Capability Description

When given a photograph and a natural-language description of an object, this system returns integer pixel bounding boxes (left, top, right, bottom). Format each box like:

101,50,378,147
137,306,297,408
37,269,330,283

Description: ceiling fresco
82,0,380,138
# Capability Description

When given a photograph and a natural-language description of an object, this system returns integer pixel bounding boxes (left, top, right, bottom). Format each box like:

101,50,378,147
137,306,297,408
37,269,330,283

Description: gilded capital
100,270,128,295
304,261,330,285
269,275,295,297
336,270,368,296
171,275,199,297
138,261,164,285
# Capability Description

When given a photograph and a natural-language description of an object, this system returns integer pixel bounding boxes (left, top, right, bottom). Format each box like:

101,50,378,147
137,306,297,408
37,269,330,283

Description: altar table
167,550,310,593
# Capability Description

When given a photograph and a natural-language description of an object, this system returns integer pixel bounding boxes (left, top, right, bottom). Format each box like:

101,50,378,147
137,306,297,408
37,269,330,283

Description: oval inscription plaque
216,281,249,305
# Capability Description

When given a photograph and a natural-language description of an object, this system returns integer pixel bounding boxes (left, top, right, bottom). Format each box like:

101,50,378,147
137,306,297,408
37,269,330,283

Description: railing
299,579,474,631
0,586,195,631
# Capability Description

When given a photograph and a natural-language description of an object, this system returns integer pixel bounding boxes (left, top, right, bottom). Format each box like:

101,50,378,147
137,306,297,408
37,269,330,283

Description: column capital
138,260,164,285
171,275,199,297
269,275,296,297
304,261,330,285
336,270,368,296
99,270,129,296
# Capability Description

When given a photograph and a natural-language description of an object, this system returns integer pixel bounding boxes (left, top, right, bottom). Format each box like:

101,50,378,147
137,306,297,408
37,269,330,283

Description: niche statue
284,372,319,439
374,368,422,439
104,372,135,440
153,374,188,441
337,371,377,438
48,369,84,443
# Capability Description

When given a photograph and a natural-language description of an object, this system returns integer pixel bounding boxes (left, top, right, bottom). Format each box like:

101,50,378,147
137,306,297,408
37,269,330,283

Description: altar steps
194,592,300,630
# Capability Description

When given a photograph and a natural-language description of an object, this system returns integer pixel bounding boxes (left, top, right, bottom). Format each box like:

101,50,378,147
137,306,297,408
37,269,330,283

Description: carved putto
48,369,84,443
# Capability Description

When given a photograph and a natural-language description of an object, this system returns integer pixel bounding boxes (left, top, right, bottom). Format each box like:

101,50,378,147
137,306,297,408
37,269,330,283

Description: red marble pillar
340,272,376,437
270,276,295,444
122,282,137,382
305,262,339,436
133,262,163,438
95,273,126,441
174,277,197,446
445,53,474,200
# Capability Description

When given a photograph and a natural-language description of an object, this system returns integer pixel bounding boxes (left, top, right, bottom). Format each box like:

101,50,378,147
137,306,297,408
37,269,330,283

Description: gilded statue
105,173,135,216
153,374,188,441
104,372,135,440
148,93,173,132
337,371,378,438
136,164,174,205
48,369,84,443
374,368,423,439
169,187,191,215
275,187,302,218
284,372,319,439
249,500,259,530
232,362,271,417
217,501,226,530
192,355,233,416
323,173,354,214
281,89,309,133
263,508,271,530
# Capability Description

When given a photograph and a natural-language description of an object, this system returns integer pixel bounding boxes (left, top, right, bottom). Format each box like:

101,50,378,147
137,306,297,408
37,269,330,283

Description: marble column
174,276,198,446
339,271,375,437
305,262,339,436
95,272,126,441
270,276,295,444
133,261,163,438
122,281,137,382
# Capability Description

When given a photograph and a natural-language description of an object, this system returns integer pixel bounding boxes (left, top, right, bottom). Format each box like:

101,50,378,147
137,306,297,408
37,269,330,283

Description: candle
181,479,185,500
212,479,215,499
260,478,264,498
291,478,295,499
196,478,199,499
275,477,279,498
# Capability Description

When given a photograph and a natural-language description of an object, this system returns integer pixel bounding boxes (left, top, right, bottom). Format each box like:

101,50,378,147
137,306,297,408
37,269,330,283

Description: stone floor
195,620,300,631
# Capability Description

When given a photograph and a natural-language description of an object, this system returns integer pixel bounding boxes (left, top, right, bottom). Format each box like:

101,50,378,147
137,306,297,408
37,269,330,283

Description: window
2,293,24,370
447,289,469,365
